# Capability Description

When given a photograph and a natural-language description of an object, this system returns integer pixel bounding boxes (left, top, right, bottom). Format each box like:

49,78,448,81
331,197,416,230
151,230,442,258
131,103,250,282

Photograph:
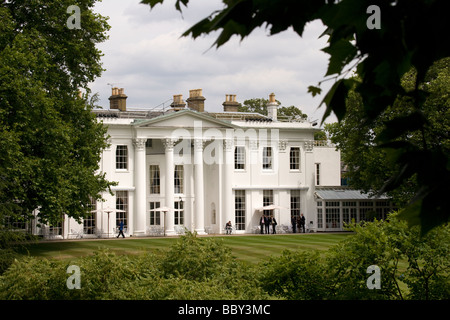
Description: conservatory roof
315,188,390,200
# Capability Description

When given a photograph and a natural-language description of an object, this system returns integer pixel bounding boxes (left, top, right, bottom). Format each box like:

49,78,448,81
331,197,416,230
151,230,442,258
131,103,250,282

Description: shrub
160,231,236,281
258,213,449,300
326,219,404,300
258,250,330,300
0,232,269,300
0,257,68,300
0,229,38,274
326,214,449,300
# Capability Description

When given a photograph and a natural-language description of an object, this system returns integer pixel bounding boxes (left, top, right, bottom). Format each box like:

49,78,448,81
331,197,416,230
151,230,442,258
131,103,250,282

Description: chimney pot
267,92,278,121
109,87,127,111
171,94,186,111
223,94,240,112
269,92,276,103
186,88,206,112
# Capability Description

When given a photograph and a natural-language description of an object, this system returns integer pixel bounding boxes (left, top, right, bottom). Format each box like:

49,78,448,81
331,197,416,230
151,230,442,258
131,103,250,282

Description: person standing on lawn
117,220,125,238
291,215,297,233
259,214,265,234
264,215,271,234
300,213,306,233
271,215,277,234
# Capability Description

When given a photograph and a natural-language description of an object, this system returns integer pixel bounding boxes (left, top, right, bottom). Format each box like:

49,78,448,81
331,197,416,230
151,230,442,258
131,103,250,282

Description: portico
128,110,241,236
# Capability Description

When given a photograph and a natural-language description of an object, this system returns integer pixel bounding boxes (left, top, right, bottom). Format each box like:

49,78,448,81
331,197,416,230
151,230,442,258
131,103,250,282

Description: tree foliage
325,58,450,209
259,214,449,300
0,1,114,226
141,0,450,233
238,98,308,121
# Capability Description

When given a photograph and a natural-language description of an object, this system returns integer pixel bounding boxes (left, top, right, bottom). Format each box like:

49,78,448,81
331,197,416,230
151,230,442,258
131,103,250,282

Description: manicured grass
219,233,349,264
21,233,351,264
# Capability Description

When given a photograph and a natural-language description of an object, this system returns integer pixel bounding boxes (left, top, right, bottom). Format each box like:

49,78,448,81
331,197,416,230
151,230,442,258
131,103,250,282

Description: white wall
313,145,341,186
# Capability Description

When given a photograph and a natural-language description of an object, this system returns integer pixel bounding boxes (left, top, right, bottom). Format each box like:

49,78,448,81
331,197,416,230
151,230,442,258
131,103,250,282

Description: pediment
135,109,238,129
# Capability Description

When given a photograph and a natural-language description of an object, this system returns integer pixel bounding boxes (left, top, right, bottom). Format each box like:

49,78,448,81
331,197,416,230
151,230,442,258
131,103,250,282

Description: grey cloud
90,0,335,122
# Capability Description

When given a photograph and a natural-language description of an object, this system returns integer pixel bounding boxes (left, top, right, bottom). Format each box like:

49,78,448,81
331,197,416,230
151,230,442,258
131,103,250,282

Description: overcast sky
89,0,336,123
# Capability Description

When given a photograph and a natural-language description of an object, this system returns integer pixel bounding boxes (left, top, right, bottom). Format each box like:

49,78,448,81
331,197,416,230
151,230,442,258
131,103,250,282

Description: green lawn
21,233,351,264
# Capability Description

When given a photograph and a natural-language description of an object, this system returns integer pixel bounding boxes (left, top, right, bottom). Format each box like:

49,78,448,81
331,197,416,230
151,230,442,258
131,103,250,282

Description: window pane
149,165,160,194
174,201,184,225
290,190,300,219
263,190,273,216
84,197,96,234
263,147,272,169
149,201,161,225
174,165,184,194
116,191,128,228
235,190,246,230
116,145,128,169
234,146,245,170
316,163,320,185
290,147,300,170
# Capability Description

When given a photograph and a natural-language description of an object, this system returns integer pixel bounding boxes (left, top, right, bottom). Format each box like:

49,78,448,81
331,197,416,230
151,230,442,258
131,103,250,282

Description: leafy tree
314,130,327,141
0,1,113,227
278,105,308,121
238,98,308,121
141,0,450,233
238,97,268,115
325,58,450,208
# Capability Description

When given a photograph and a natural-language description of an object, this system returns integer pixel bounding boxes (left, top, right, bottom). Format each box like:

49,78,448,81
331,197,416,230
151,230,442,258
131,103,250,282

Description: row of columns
132,137,315,236
133,137,233,236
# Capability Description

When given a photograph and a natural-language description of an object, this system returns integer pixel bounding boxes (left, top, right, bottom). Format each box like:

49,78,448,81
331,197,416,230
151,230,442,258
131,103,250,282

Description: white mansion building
32,88,396,239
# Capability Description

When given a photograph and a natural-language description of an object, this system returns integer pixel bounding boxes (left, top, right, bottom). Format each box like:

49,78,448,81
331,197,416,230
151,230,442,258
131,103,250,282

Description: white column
304,140,315,229
194,139,205,234
133,138,147,236
163,138,175,235
222,139,233,233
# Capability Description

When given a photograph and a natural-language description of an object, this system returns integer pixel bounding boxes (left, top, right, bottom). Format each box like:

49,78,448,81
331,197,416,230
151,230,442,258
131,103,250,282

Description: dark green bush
258,250,330,300
1,218,447,300
0,232,268,300
0,229,37,274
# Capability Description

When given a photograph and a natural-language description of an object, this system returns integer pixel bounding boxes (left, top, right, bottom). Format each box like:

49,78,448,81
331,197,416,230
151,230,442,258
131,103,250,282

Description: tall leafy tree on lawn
0,1,114,227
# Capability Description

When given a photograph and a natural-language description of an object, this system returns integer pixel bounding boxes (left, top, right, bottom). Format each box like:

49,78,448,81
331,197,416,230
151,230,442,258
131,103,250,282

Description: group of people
292,214,306,233
118,214,307,237
259,214,278,234
258,213,306,234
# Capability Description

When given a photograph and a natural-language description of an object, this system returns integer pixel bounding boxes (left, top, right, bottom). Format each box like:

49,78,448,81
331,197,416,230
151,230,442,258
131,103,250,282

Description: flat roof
315,188,390,200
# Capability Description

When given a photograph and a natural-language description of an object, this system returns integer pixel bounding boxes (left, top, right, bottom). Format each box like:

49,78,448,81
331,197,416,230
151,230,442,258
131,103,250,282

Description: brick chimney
170,94,186,111
222,94,240,112
267,92,278,121
109,87,127,111
186,89,206,112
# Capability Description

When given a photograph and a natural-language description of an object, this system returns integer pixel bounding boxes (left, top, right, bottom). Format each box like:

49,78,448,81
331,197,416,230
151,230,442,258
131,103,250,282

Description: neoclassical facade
32,88,348,239
87,88,343,237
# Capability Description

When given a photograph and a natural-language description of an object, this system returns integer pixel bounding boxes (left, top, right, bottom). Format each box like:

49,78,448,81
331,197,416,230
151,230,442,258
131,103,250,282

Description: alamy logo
67,5,81,30
366,265,381,289
66,265,81,289
366,5,381,30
